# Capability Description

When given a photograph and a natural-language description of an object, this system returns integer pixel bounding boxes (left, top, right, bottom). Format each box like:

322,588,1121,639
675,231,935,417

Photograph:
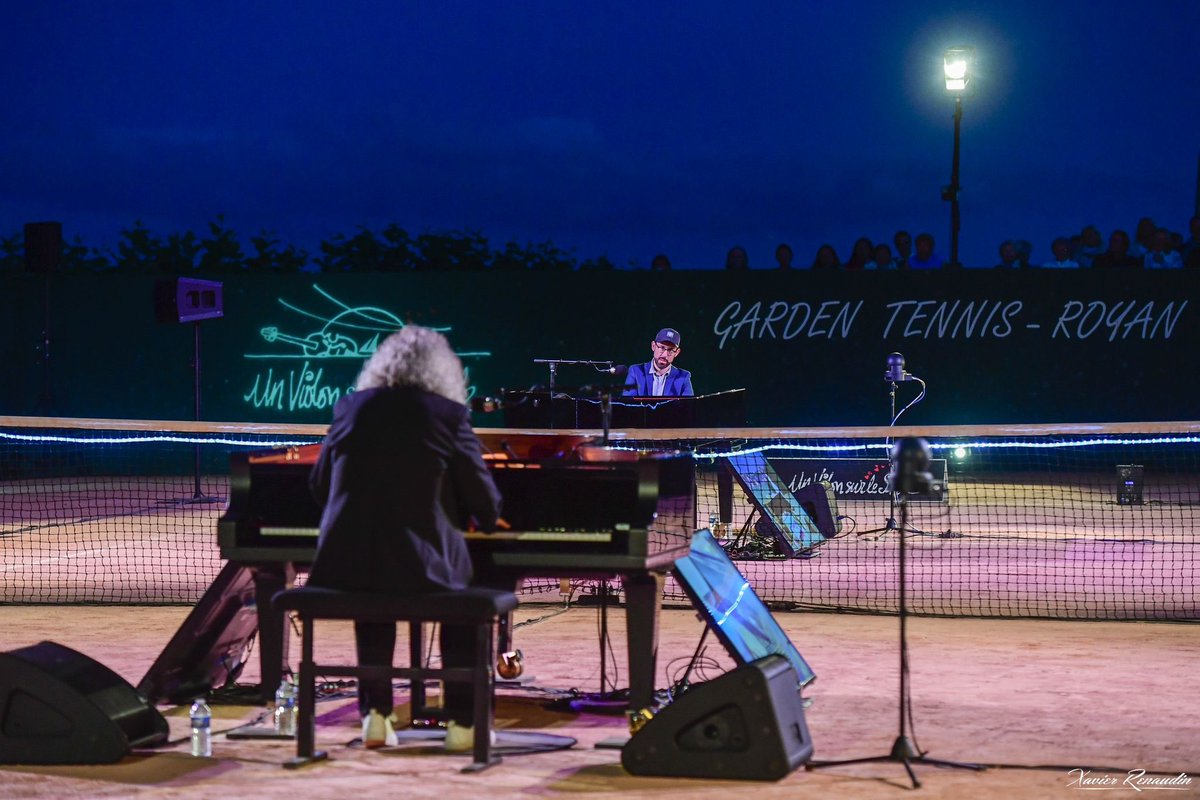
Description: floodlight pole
949,96,963,267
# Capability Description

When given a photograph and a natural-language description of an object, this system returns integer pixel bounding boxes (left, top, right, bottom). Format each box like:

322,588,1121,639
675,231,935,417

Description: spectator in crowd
774,243,795,270
1015,240,1034,267
1143,228,1183,269
844,237,873,271
870,243,897,270
1092,229,1141,269
1042,237,1080,268
811,244,841,270
650,254,672,271
892,231,912,270
907,233,944,269
725,246,749,270
1184,216,1200,268
1129,217,1157,258
1075,225,1105,268
995,240,1025,269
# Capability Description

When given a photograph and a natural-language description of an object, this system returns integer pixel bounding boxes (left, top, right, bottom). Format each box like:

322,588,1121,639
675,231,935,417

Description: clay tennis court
2,421,1198,797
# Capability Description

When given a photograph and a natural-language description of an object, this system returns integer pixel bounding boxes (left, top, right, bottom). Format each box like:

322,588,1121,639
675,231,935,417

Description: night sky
3,1,1197,269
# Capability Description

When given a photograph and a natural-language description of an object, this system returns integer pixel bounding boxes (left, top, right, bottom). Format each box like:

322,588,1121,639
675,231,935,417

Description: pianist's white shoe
444,720,496,752
362,710,398,749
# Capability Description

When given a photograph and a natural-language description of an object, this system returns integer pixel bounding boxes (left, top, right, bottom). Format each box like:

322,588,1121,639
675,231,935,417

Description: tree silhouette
246,230,308,272
9,219,610,273
0,231,24,271
197,216,245,273
116,220,163,273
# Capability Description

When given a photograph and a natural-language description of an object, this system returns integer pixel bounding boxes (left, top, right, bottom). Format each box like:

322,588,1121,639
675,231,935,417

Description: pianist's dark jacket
307,386,502,593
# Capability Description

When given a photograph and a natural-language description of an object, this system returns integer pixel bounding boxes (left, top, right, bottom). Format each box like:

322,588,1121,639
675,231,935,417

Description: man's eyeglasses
652,342,679,353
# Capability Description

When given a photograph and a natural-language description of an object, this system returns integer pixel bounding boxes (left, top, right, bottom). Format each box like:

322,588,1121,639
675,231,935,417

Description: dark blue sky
3,1,1197,269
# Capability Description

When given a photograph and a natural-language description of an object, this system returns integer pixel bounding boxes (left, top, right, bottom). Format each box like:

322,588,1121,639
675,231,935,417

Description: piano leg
717,460,734,525
478,573,523,679
409,622,427,717
620,571,665,713
497,610,512,657
252,562,296,704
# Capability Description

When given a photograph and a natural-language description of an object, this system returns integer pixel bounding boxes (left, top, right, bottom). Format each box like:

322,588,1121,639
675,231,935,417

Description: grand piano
212,431,695,711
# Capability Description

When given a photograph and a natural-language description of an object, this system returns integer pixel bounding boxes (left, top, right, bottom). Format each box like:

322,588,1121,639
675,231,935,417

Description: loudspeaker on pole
154,277,224,324
24,221,62,273
622,655,813,781
0,641,169,764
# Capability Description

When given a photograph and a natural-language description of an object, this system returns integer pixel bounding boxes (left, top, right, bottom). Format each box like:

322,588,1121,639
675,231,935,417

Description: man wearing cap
623,328,694,397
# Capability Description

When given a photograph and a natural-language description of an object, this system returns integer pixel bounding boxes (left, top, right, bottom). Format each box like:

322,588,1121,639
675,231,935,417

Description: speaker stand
807,498,983,788
160,321,218,506
187,321,218,503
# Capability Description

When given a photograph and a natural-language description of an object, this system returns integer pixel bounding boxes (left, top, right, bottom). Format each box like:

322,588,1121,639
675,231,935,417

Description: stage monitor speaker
154,277,224,324
0,641,169,764
1117,464,1144,505
795,480,841,539
622,655,813,781
24,221,62,273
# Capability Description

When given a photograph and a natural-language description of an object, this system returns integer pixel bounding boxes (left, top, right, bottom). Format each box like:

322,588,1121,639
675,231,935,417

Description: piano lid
244,431,601,468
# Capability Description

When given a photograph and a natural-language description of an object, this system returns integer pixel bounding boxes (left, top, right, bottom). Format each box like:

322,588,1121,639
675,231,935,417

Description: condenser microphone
885,352,911,383
470,396,503,413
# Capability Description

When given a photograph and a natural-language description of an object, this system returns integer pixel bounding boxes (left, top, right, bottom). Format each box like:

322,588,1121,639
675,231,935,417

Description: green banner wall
1,271,1195,427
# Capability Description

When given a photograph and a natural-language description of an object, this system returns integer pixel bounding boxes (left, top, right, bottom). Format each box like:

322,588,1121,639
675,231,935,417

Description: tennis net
2,416,1196,620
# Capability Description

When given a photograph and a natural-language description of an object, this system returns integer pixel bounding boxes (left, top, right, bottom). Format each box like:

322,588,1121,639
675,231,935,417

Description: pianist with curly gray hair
308,325,502,752
354,324,469,403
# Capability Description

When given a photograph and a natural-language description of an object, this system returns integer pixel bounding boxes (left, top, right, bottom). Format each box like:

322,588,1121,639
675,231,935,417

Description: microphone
887,437,939,495
885,352,912,383
470,396,504,413
604,364,628,376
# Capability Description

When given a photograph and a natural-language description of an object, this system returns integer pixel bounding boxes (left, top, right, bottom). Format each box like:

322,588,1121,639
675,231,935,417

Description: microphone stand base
808,737,985,790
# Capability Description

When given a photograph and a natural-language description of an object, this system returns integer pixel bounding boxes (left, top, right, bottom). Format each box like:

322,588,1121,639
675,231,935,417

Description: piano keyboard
259,526,615,543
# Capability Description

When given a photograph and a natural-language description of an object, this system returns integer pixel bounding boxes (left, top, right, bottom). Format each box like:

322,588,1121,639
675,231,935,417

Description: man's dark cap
655,328,681,347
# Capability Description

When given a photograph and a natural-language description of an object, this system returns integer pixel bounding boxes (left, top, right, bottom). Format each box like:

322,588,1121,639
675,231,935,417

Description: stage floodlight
953,446,968,461
944,46,973,92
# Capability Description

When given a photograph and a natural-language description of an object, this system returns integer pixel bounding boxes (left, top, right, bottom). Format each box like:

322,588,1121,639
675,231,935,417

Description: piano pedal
497,649,524,680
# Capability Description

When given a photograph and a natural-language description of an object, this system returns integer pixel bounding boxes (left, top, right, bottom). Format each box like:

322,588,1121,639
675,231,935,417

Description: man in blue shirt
623,327,694,397
907,233,945,269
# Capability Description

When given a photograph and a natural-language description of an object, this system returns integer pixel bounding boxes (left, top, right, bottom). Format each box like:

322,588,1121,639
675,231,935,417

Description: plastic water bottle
274,678,297,736
189,698,212,757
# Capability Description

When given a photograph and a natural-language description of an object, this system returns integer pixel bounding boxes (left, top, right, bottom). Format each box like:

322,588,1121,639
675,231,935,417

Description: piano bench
272,586,519,773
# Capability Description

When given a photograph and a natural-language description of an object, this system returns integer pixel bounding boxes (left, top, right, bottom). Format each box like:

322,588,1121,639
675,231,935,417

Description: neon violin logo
242,284,491,414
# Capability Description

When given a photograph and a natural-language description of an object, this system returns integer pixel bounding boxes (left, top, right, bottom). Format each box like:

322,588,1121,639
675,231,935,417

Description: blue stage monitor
673,528,815,689
727,451,824,555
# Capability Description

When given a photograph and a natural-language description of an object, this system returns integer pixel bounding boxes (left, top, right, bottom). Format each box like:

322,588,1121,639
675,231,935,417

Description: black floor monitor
138,562,259,705
673,528,815,688
727,452,824,555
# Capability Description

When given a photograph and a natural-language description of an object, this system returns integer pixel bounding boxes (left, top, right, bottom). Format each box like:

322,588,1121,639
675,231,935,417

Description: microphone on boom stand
885,352,912,383
470,395,505,413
